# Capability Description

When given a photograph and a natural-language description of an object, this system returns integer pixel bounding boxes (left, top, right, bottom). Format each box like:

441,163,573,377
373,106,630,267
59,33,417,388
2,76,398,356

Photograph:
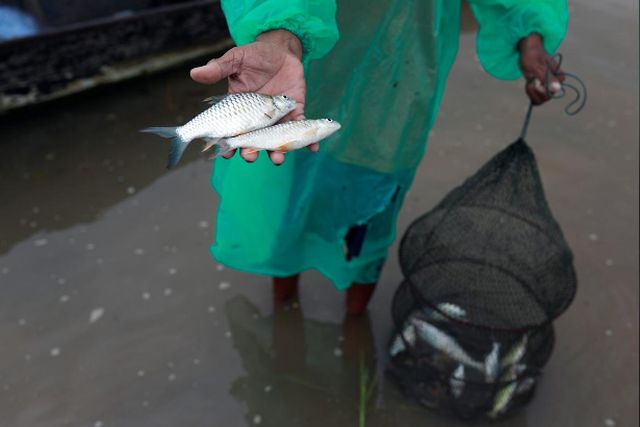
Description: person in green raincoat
190,0,568,315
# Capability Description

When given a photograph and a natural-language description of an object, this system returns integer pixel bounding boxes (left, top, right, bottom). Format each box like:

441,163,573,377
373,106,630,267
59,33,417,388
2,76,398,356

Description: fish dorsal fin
202,94,228,105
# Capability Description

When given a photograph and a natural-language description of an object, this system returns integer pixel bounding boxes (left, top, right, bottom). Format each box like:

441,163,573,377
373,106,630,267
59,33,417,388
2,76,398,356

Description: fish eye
282,95,288,99
326,118,333,122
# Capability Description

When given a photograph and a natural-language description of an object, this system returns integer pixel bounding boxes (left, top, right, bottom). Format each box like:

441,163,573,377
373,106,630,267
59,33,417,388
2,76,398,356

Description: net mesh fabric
388,139,576,419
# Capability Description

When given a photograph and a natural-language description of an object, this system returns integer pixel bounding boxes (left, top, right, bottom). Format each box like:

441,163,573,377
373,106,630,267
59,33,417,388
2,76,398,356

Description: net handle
519,53,587,140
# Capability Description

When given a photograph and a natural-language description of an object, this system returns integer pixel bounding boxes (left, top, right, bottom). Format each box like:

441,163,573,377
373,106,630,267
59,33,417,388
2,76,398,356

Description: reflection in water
225,295,376,427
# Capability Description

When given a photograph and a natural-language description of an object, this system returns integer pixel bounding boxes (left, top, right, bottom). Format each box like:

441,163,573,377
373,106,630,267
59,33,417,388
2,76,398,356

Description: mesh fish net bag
387,138,577,420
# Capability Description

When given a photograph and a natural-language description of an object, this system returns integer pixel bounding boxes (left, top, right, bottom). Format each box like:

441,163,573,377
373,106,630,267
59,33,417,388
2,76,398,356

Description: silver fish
516,377,536,395
450,364,465,398
488,363,526,418
141,92,296,168
488,381,517,418
208,118,341,158
485,342,501,383
411,317,484,371
428,302,467,322
500,334,528,369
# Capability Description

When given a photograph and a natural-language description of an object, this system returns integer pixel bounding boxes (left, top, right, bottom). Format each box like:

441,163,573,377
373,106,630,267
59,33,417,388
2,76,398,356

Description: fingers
190,48,245,84
268,151,286,165
239,148,258,163
308,143,320,152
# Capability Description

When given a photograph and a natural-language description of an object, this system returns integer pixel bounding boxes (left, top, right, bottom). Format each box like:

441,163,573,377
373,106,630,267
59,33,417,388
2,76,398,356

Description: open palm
191,30,315,164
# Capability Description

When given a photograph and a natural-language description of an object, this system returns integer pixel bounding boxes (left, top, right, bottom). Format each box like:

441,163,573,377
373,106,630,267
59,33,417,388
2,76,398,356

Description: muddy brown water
0,1,638,426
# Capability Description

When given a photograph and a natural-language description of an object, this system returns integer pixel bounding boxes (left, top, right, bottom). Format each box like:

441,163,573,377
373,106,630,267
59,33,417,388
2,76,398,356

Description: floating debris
94,421,104,427
86,243,96,250
207,306,216,313
96,258,104,265
198,220,209,228
168,373,176,382
164,288,173,296
50,347,61,357
588,233,599,242
252,415,262,425
24,354,32,361
59,295,70,303
2,267,10,275
264,385,272,393
168,268,178,275
193,358,200,365
57,278,66,285
34,238,48,247
18,318,26,326
604,418,616,427
604,329,613,337
142,292,151,300
126,186,136,195
605,259,614,266
137,370,145,377
134,248,145,255
216,264,224,271
224,331,232,338
89,308,105,323
333,348,343,357
219,281,230,290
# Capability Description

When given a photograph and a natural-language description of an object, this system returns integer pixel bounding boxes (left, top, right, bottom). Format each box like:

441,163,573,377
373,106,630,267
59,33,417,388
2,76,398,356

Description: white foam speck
18,318,26,326
588,233,599,242
126,186,136,195
253,415,262,425
168,373,176,382
198,220,209,228
134,248,145,255
604,418,616,427
89,308,105,323
193,358,200,365
333,348,343,357
96,258,104,265
605,259,614,266
224,331,232,338
264,385,272,393
57,278,66,285
605,329,613,336
59,295,70,303
33,207,40,214
207,306,216,313
1,267,8,275
168,268,177,275
142,401,149,407
219,281,230,290
24,354,32,361
216,264,224,271
153,225,160,232
164,288,173,296
86,243,95,250
137,370,145,377
142,292,151,300
34,239,48,247
94,421,104,427
30,221,38,228
338,336,344,342
50,347,61,357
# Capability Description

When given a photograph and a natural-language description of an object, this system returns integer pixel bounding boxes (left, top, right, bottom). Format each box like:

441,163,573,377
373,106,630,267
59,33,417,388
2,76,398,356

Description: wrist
256,29,303,60
518,32,543,53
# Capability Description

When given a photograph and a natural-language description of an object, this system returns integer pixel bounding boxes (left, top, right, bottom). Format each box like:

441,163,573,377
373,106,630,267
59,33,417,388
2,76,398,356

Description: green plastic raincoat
211,0,568,290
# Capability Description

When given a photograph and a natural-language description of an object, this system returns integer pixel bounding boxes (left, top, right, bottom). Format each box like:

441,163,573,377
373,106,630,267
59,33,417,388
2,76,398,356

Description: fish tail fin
212,139,233,159
140,126,189,169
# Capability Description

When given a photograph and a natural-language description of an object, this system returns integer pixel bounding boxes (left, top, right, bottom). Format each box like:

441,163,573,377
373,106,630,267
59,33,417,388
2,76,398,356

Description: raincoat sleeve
467,0,569,80
220,0,339,62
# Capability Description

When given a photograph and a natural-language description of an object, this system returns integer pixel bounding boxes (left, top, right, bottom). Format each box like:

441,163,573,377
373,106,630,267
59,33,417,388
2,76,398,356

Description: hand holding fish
191,29,318,165
518,33,565,105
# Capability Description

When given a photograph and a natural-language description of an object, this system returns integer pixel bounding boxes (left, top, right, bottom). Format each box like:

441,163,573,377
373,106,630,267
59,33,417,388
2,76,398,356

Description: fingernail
550,82,562,93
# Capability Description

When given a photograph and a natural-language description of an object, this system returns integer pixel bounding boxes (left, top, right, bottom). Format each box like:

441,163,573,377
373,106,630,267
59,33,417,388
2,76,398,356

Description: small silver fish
206,118,341,158
485,342,501,383
488,381,517,418
141,92,296,168
450,364,465,398
516,377,536,395
428,302,467,322
390,323,417,357
500,334,528,369
411,317,484,371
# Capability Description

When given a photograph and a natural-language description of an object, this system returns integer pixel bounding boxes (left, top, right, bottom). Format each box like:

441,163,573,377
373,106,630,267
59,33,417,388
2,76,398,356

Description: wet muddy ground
0,1,638,426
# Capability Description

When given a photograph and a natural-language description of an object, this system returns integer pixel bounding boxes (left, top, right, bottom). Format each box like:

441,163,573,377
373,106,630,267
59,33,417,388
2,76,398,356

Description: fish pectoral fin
275,140,297,152
202,94,227,105
202,137,222,153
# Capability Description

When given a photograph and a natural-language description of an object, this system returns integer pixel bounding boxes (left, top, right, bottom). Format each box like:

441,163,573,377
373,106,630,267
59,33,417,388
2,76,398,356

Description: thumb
190,48,244,84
